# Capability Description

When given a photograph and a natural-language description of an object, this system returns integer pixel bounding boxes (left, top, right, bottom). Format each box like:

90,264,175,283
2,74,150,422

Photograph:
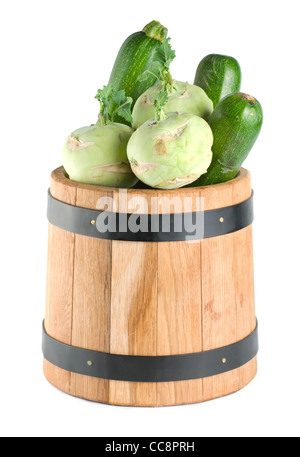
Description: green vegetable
132,80,213,129
194,54,242,108
194,92,263,186
132,39,213,129
95,85,133,126
108,20,168,124
62,85,138,188
127,90,213,189
153,90,168,121
138,37,176,92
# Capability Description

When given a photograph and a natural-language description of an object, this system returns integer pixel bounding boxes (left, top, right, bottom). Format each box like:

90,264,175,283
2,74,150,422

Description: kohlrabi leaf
113,90,133,124
137,37,176,91
138,61,163,82
154,89,168,121
154,90,169,108
154,37,176,73
96,84,114,101
95,84,133,126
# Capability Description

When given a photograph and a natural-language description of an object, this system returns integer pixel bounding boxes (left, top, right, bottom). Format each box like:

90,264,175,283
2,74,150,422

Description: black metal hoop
47,190,254,242
42,320,258,383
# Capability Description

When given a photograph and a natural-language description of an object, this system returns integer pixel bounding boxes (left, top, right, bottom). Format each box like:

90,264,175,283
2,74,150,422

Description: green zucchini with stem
194,54,242,108
193,92,263,186
108,20,168,125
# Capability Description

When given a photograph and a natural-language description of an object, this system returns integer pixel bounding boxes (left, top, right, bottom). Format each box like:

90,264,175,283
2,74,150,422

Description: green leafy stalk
154,90,168,122
95,84,133,126
138,37,176,92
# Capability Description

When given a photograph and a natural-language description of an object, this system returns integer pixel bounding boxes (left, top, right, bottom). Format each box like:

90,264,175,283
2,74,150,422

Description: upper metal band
47,189,254,242
42,320,258,383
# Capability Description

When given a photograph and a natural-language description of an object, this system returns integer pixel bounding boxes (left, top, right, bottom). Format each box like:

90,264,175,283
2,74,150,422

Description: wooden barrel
43,166,258,407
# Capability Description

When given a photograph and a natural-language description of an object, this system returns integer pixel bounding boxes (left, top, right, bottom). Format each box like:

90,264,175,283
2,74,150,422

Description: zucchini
194,54,241,108
194,92,263,186
108,20,168,124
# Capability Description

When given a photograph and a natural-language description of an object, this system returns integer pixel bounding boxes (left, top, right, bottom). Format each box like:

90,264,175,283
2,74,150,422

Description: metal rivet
222,358,227,364
87,361,93,366
90,220,96,225
220,217,224,223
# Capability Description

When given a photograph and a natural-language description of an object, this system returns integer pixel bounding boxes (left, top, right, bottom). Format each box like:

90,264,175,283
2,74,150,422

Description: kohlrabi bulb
127,112,213,189
132,80,213,129
62,123,138,188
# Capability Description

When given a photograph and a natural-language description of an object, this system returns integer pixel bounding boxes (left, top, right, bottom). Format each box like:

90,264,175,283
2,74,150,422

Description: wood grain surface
43,167,257,406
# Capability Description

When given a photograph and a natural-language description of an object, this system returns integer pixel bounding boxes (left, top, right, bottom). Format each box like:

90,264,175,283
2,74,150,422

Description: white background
1,0,299,438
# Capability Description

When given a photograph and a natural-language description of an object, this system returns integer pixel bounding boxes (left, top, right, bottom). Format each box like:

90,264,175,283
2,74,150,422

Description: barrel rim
51,166,249,195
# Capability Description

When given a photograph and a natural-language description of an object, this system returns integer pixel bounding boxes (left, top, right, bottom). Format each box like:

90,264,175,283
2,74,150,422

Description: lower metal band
42,320,258,383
